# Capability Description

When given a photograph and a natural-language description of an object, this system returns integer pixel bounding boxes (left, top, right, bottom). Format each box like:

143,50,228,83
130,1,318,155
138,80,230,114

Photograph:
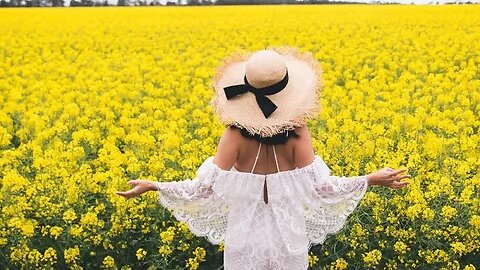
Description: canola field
0,5,479,270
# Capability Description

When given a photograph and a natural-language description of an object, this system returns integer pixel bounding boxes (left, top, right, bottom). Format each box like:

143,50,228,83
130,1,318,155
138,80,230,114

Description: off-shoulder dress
155,142,369,270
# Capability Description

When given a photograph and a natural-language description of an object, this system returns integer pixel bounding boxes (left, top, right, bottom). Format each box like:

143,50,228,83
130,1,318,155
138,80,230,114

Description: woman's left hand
116,179,156,199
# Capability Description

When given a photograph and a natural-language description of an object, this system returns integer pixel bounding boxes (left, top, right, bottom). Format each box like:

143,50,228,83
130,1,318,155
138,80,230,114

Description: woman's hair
229,125,299,145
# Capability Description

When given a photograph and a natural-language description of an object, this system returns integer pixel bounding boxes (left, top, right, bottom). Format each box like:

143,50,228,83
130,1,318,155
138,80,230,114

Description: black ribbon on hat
223,69,289,118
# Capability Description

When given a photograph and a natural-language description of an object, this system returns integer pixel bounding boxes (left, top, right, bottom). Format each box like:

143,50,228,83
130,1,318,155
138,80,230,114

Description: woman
116,47,411,270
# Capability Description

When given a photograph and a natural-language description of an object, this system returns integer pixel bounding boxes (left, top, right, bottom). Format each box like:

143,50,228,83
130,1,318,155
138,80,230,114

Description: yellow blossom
331,258,348,270
63,209,77,224
394,241,409,255
441,206,457,221
136,248,147,261
49,226,63,240
193,247,206,261
102,256,116,269
160,227,176,245
159,245,172,257
64,246,81,264
363,249,382,267
186,257,200,270
41,247,57,265
450,242,466,256
308,252,319,267
177,241,190,251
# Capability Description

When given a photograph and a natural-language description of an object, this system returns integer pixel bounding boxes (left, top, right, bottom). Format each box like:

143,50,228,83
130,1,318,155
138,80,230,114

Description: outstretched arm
294,126,411,190
116,126,241,199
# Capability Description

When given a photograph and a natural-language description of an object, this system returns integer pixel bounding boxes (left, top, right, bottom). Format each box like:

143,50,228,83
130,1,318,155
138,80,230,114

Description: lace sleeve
303,156,369,246
155,157,228,245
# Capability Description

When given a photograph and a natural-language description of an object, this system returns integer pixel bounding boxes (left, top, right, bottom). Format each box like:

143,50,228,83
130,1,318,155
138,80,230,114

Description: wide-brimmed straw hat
210,46,324,138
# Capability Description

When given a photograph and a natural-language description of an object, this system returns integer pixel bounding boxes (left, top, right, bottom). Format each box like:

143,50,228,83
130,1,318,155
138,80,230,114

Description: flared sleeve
300,155,369,246
155,156,228,245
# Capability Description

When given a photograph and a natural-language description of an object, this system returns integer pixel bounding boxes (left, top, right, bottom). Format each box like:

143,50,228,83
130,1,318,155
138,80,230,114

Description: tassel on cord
263,175,268,204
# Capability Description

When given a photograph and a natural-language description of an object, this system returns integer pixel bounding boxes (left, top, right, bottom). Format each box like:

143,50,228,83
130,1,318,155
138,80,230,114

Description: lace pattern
301,158,369,246
155,155,368,269
155,157,228,244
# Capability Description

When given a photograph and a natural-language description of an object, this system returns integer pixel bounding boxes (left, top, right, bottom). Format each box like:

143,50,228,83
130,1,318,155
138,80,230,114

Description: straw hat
210,46,324,138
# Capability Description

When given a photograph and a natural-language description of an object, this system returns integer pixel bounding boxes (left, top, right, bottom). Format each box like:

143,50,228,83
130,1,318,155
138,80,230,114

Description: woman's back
214,125,315,175
233,129,295,174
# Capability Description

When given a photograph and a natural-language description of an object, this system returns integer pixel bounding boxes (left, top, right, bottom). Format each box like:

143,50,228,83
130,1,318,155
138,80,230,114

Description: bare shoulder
212,126,241,170
223,125,243,140
292,126,315,168
218,125,243,148
293,126,311,137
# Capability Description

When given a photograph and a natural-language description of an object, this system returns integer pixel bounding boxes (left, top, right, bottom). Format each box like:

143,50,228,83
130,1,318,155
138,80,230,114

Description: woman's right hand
116,179,157,199
366,168,411,189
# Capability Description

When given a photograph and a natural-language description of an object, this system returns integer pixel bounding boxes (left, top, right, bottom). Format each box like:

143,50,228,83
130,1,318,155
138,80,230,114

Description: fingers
386,172,411,185
389,168,407,176
396,174,412,180
391,180,409,189
116,179,149,199
115,190,135,199
115,191,130,198
127,180,140,185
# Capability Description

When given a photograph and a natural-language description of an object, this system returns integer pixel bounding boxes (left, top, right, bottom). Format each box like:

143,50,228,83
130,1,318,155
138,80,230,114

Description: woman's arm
293,126,410,189
212,126,240,171
292,126,316,168
116,126,241,199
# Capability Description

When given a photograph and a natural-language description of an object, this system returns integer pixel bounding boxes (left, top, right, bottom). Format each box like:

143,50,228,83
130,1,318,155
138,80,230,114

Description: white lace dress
155,143,369,270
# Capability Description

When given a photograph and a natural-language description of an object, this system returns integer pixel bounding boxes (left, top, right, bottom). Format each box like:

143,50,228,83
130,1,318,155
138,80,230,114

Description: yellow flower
186,257,200,270
308,252,319,267
103,239,114,250
422,207,435,221
49,226,63,240
423,249,449,264
394,241,409,255
64,245,80,264
69,225,84,239
41,247,57,265
21,222,36,238
177,241,190,251
193,247,206,261
91,234,103,246
136,248,147,261
9,245,27,262
352,223,367,238
441,206,457,221
160,226,176,244
159,245,172,257
0,237,7,246
27,248,42,265
63,209,77,224
332,258,348,270
450,242,466,256
405,204,423,221
218,242,225,252
469,215,480,228
80,212,104,230
102,255,116,269
363,249,382,267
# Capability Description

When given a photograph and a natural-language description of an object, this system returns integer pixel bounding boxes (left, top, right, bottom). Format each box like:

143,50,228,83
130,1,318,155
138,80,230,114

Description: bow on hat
223,69,289,118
